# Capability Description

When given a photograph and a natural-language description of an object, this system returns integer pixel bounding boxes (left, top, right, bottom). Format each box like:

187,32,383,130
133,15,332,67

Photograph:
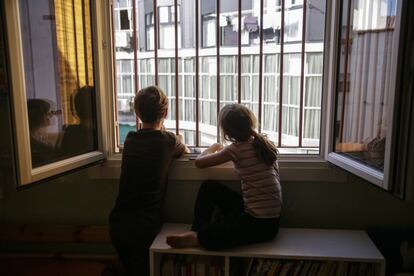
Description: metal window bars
114,0,322,150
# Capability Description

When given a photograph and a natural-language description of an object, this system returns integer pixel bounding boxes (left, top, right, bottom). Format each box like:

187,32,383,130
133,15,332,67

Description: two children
110,86,281,275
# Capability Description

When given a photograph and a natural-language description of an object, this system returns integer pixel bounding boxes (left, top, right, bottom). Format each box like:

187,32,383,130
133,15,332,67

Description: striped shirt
223,141,282,218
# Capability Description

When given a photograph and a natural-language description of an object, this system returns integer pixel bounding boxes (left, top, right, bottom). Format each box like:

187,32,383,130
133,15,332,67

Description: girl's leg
166,181,243,248
191,180,243,231
197,214,280,251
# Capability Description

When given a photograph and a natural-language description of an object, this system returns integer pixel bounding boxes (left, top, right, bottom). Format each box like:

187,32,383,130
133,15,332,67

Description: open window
111,0,327,154
5,0,105,186
327,0,408,192
4,0,413,193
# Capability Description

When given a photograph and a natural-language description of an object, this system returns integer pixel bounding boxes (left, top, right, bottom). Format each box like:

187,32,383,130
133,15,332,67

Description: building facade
113,0,325,152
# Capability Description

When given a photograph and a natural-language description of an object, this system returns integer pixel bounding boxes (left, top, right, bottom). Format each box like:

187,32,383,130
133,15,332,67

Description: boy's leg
128,247,150,276
110,241,130,275
191,180,243,231
110,222,160,276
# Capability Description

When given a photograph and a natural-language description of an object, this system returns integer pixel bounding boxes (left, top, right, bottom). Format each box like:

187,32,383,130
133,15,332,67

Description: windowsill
88,154,348,182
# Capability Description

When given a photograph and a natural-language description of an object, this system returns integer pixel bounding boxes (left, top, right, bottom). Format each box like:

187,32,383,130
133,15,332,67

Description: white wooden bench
150,223,385,276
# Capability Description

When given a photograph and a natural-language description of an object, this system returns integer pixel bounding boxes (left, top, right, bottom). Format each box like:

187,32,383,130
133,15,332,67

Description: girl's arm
195,143,233,168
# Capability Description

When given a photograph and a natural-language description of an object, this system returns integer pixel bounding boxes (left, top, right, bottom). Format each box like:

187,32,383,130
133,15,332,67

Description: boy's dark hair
74,86,94,120
219,104,278,166
27,99,51,131
134,86,168,123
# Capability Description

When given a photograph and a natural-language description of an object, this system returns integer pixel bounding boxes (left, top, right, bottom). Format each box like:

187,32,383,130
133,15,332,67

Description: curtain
54,0,94,125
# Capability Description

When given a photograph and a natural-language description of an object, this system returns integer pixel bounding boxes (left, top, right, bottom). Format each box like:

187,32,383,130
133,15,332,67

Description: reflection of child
60,86,96,156
109,86,189,276
27,99,56,167
167,104,281,251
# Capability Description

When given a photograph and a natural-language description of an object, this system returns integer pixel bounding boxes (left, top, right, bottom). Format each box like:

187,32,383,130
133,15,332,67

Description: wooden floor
0,256,123,276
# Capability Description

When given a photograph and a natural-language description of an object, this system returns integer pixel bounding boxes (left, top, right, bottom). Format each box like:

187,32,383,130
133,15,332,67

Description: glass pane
19,0,97,168
0,7,14,175
334,0,398,171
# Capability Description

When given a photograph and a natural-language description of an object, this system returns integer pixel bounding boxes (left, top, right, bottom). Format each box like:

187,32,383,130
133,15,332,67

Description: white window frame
5,0,113,186
325,0,403,191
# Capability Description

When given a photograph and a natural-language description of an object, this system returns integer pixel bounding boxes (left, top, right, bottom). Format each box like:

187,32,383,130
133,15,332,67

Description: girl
167,103,281,250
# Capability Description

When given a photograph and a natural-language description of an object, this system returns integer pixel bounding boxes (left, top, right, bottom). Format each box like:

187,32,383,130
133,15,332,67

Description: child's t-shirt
110,129,186,224
223,141,282,219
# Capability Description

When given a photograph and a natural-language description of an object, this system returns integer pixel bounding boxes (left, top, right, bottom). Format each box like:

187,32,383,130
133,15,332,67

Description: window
327,0,404,190
113,0,326,154
4,0,413,193
5,0,104,186
145,6,180,51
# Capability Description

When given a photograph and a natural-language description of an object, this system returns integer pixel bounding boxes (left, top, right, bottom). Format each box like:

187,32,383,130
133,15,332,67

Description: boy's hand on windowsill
176,133,191,154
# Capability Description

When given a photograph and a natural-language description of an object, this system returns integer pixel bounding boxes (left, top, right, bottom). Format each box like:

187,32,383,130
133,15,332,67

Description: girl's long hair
218,104,278,166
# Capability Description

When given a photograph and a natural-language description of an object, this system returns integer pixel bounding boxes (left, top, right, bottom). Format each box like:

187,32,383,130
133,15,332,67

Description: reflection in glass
0,9,14,174
27,99,57,167
335,0,397,171
19,0,97,168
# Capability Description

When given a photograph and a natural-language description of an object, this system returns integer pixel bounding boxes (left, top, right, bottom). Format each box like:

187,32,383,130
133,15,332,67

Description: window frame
325,0,403,190
5,0,408,188
5,0,112,186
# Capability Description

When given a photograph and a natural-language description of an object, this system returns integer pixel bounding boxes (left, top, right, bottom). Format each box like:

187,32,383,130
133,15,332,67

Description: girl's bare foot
166,231,200,248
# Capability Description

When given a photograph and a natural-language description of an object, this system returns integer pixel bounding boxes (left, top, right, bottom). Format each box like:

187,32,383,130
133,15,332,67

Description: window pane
159,6,169,23
334,0,398,171
19,0,97,168
119,9,131,30
115,0,129,9
202,14,216,48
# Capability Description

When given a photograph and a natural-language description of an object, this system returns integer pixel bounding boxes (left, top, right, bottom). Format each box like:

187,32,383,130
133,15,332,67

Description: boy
109,86,189,275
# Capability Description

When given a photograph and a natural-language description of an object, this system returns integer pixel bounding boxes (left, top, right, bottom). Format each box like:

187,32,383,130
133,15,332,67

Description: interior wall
1,166,413,230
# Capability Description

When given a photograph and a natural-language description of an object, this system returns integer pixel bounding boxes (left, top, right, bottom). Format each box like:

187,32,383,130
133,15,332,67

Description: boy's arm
173,134,190,157
195,143,232,168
